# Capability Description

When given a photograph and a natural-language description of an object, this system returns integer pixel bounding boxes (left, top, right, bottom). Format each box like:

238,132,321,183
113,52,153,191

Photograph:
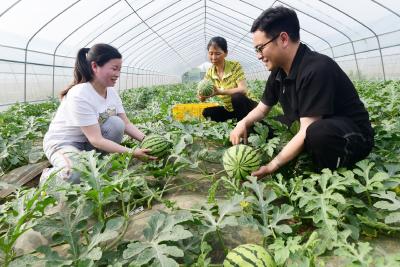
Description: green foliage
241,176,294,242
0,183,55,266
372,191,400,224
268,232,320,266
122,211,193,266
1,80,400,265
0,101,58,174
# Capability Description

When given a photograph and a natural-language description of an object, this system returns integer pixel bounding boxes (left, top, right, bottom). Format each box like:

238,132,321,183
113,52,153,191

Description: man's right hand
230,121,248,145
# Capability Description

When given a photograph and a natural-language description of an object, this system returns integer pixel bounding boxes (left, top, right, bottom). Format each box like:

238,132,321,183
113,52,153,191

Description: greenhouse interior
0,0,399,266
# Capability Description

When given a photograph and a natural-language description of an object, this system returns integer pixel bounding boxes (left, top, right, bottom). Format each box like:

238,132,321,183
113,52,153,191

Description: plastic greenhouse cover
0,0,399,78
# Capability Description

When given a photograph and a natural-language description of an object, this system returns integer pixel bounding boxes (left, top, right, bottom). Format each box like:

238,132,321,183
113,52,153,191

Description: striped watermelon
223,244,276,267
223,145,261,180
197,79,214,97
140,134,172,158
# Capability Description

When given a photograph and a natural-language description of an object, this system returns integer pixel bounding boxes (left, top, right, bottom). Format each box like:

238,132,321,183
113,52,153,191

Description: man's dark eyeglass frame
254,34,280,54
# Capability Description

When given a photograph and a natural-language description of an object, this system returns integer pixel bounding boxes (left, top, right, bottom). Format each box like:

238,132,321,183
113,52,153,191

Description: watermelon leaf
123,211,193,266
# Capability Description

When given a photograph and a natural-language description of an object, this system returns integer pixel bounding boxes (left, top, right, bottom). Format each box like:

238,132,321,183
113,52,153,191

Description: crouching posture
200,36,257,122
230,7,374,178
42,43,154,184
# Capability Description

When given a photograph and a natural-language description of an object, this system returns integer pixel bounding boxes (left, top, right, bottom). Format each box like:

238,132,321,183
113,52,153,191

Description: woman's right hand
197,95,207,102
132,148,157,161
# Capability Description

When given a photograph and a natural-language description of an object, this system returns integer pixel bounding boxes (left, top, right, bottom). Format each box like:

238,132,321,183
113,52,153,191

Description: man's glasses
254,34,280,54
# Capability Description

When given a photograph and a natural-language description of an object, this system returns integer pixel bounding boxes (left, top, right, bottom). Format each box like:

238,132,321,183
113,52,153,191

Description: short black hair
251,6,300,42
207,36,228,53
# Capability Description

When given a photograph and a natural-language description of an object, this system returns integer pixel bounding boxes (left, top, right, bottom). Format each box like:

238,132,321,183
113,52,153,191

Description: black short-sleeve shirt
261,43,373,137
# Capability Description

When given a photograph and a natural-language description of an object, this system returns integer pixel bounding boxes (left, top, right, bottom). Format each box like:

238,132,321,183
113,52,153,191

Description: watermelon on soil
223,144,261,180
223,244,276,267
140,134,172,158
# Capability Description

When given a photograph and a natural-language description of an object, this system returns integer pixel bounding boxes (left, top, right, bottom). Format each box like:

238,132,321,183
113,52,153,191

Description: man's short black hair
251,6,300,42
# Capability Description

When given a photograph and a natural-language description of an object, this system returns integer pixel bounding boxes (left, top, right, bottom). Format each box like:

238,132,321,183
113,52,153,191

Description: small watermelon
223,145,261,180
140,134,172,158
197,79,214,97
223,244,276,267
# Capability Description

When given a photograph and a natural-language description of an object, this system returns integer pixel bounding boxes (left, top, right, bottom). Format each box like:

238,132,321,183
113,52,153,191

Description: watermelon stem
216,228,228,256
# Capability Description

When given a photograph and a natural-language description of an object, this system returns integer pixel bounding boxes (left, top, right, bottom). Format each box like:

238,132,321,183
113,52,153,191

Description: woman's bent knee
101,116,125,143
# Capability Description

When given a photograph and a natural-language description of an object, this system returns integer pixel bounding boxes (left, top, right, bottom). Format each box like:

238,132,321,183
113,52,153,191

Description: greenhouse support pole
273,0,361,79
319,0,386,80
52,1,120,96
125,66,129,90
24,0,81,103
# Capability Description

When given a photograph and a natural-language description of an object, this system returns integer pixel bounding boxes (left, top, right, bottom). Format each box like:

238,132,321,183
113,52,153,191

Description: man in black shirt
230,6,374,178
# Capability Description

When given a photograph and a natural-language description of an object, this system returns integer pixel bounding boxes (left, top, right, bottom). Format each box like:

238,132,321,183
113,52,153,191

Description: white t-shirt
44,82,125,146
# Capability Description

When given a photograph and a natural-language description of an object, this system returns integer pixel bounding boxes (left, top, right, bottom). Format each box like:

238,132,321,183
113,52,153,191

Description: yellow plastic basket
171,103,219,121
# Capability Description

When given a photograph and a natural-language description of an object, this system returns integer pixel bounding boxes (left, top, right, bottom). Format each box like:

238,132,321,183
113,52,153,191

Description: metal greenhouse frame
0,0,399,107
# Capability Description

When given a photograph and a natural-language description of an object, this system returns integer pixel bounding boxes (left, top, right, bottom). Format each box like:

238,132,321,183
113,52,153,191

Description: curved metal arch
51,1,121,96
126,28,206,71
206,5,252,28
125,20,206,67
129,29,205,71
209,0,253,19
238,0,334,55
122,7,202,56
276,0,360,79
136,42,205,72
237,1,334,55
206,5,261,56
139,50,205,72
123,0,190,69
371,0,400,20
120,7,205,56
329,42,400,60
23,0,82,102
135,33,207,70
110,0,186,43
122,11,206,65
120,3,202,51
0,0,23,18
210,1,332,58
206,18,250,43
82,0,156,48
206,10,252,33
206,3,256,56
318,0,386,80
112,0,202,50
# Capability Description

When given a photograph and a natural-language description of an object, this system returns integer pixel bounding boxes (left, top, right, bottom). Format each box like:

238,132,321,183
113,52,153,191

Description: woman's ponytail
60,47,92,98
60,44,121,99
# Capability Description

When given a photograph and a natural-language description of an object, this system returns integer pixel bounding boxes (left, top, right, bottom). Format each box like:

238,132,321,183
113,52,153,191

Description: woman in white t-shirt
42,43,154,184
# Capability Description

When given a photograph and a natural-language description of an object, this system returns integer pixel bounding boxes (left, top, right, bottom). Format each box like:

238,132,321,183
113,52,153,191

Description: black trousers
202,93,257,122
304,117,374,170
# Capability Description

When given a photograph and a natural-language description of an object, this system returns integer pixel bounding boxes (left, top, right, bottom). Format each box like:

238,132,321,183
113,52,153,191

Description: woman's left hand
132,148,157,161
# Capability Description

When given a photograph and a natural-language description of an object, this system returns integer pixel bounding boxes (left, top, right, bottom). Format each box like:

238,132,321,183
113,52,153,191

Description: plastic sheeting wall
0,0,399,107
